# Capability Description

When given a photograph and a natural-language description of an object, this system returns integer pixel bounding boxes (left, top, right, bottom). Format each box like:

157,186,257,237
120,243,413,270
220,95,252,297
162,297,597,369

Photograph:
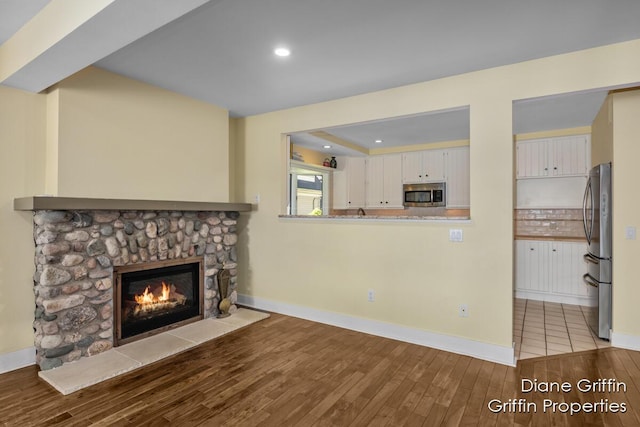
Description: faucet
357,208,366,216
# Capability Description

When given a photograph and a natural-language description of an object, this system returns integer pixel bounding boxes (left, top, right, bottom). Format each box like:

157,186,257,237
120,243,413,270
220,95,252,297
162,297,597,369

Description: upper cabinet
445,147,470,208
402,149,446,183
366,154,403,208
516,135,590,179
333,157,366,209
333,146,470,210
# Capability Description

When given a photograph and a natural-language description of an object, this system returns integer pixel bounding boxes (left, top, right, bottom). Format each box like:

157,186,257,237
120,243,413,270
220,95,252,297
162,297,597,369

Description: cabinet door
445,147,470,208
401,151,423,183
333,156,363,209
366,156,385,207
516,135,590,179
549,135,590,177
332,167,348,209
515,240,550,293
422,149,446,181
550,241,593,298
383,154,403,207
347,157,366,208
516,139,549,178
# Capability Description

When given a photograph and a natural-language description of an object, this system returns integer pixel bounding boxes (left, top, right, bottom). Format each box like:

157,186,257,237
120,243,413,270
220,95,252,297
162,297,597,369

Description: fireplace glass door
115,258,203,345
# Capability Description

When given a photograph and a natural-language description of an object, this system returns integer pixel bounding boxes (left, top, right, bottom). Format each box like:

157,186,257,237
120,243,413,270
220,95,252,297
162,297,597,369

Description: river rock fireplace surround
15,196,251,371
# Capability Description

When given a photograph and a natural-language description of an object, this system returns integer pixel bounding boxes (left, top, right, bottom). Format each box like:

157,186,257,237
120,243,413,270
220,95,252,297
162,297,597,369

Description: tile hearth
39,308,269,395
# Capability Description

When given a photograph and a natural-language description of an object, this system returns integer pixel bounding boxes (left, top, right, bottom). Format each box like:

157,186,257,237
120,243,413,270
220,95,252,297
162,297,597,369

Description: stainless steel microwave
403,182,446,207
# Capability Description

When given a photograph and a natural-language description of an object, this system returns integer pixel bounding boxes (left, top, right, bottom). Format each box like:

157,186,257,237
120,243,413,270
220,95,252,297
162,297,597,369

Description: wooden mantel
14,196,252,212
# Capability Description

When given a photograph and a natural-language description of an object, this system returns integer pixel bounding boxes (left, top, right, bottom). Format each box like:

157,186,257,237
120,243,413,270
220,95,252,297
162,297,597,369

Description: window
288,162,329,215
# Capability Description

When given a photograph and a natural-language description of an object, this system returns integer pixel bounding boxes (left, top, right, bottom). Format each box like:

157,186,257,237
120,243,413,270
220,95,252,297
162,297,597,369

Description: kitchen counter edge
514,235,587,242
279,214,471,223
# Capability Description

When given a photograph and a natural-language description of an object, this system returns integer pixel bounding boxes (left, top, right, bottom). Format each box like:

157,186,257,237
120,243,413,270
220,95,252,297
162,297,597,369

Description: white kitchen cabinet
515,239,595,305
366,154,403,208
516,135,590,179
445,147,470,208
515,240,550,294
550,241,592,299
332,156,366,209
402,149,445,183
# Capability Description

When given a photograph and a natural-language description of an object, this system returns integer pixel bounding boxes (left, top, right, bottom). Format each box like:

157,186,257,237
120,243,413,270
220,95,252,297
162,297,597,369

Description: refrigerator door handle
583,253,600,264
583,177,591,244
583,273,599,288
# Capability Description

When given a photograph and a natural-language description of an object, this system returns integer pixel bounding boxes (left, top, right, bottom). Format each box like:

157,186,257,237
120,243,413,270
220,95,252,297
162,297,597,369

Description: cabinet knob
552,249,557,252
553,167,558,170
530,248,534,251
418,175,422,178
380,201,383,204
385,201,388,204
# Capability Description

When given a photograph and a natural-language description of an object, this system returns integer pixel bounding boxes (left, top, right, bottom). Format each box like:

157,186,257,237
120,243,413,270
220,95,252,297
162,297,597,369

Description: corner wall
591,95,614,165
611,90,640,346
0,86,46,364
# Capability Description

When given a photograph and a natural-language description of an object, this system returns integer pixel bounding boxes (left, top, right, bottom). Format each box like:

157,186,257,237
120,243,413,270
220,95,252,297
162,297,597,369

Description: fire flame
134,282,171,305
130,281,186,317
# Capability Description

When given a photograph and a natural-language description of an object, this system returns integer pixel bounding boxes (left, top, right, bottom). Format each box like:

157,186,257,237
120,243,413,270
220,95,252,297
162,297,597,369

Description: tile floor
514,298,610,360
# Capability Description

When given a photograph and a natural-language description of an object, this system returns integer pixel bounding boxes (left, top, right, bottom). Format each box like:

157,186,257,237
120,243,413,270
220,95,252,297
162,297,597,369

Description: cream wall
51,67,230,201
591,95,614,165
611,90,640,338
0,86,46,356
229,118,239,202
235,39,640,358
291,144,328,166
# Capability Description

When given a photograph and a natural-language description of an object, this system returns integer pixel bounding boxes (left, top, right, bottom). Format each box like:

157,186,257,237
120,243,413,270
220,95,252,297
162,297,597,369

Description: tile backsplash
515,209,585,240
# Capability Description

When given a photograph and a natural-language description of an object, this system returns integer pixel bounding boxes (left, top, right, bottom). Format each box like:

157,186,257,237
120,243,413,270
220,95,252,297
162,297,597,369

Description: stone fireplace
16,196,251,371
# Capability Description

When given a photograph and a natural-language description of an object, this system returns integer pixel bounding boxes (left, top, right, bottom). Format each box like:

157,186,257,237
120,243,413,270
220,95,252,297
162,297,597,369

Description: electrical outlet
449,229,463,242
253,194,261,204
459,304,469,317
625,226,636,240
367,289,375,302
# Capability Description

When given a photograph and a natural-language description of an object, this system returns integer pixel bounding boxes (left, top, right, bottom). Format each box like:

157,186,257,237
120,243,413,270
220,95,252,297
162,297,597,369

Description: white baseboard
238,294,515,366
515,290,596,307
0,347,35,374
611,332,640,351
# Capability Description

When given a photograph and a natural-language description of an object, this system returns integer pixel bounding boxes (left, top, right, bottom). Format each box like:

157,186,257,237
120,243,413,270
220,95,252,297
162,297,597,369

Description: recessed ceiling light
375,139,383,144
323,145,331,149
274,47,291,57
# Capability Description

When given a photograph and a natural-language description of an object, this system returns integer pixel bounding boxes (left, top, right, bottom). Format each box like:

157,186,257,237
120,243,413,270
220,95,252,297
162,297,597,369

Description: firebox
113,257,204,346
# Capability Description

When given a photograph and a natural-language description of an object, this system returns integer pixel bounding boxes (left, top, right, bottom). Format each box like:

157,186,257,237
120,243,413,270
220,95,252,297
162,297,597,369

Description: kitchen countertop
279,214,471,222
514,234,586,242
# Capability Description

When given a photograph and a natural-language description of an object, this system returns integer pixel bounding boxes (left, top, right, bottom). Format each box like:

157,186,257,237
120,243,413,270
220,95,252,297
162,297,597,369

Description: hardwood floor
1,312,640,426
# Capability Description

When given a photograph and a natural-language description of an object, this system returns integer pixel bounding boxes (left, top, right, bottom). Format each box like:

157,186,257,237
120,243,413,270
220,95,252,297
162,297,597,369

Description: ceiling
0,0,50,45
290,89,610,157
2,0,639,154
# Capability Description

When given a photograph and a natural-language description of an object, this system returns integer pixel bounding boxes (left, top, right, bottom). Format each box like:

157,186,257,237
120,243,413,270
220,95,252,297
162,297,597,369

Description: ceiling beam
0,0,212,93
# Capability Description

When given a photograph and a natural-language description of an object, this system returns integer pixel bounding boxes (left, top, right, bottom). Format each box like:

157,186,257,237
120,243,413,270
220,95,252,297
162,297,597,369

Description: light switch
625,226,636,240
449,229,463,242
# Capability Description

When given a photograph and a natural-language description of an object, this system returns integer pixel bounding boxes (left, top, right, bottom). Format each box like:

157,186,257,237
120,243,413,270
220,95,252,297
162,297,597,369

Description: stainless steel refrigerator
582,163,612,340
